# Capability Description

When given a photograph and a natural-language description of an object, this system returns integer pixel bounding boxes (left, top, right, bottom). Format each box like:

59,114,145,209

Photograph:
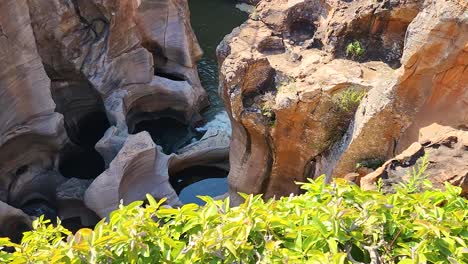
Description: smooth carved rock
170,128,231,174
85,132,182,218
0,0,67,206
27,0,153,95
360,124,468,197
219,0,467,204
136,0,208,111
125,76,200,132
56,178,99,228
0,0,217,241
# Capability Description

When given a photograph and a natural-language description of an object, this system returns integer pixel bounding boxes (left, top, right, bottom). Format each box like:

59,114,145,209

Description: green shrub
333,88,367,113
346,41,365,59
1,176,467,263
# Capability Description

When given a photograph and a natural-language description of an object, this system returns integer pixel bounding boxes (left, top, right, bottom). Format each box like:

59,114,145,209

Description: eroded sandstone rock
360,124,468,197
85,132,182,218
219,0,467,204
56,178,100,231
0,0,222,240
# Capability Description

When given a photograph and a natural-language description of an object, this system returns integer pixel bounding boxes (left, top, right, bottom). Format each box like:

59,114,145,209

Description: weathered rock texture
0,0,229,240
360,124,468,197
219,0,467,204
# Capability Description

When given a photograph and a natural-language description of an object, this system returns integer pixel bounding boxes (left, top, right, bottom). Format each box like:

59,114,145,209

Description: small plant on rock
334,87,367,113
260,92,276,123
326,88,367,148
346,40,365,59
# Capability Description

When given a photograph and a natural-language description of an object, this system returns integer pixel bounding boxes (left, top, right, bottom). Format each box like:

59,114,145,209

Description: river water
189,0,248,121
175,0,247,204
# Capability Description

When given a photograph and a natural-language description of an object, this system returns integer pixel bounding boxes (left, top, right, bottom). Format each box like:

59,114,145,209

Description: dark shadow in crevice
51,80,109,179
59,144,105,179
0,216,31,244
155,70,187,82
288,18,317,43
170,166,229,194
65,111,110,147
128,109,203,154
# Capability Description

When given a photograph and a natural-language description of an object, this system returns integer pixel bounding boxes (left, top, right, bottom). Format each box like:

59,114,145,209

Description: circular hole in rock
66,111,110,147
59,146,105,179
133,118,202,154
288,18,316,42
170,166,229,205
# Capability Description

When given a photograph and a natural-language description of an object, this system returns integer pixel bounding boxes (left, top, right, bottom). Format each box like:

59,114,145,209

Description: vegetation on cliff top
1,175,467,263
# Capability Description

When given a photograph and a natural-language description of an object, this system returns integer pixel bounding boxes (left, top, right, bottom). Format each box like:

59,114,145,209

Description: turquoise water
189,0,248,120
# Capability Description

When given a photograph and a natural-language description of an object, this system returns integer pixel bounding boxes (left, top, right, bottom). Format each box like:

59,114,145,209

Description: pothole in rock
170,166,229,205
288,18,316,43
20,199,57,221
59,144,105,179
128,109,204,154
51,80,109,179
285,2,327,45
51,80,110,147
133,118,204,154
241,59,277,110
65,111,110,147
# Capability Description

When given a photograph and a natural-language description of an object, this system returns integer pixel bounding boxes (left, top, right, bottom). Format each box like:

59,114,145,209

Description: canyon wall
0,0,229,240
219,0,467,204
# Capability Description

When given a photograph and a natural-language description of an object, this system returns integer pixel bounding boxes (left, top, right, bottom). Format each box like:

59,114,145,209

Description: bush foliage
0,176,467,264
346,41,365,59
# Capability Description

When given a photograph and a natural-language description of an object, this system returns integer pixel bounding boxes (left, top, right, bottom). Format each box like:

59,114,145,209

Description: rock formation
0,0,465,242
360,124,468,196
218,0,467,204
0,0,229,240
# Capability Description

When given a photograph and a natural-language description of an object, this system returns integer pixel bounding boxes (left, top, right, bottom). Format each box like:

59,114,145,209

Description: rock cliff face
0,0,229,239
218,0,467,204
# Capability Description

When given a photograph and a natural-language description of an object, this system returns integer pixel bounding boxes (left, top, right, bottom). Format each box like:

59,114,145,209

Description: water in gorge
173,0,248,204
189,0,248,122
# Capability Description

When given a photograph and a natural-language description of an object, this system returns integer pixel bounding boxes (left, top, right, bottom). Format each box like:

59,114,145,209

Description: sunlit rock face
0,0,228,240
219,0,467,205
360,124,468,197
